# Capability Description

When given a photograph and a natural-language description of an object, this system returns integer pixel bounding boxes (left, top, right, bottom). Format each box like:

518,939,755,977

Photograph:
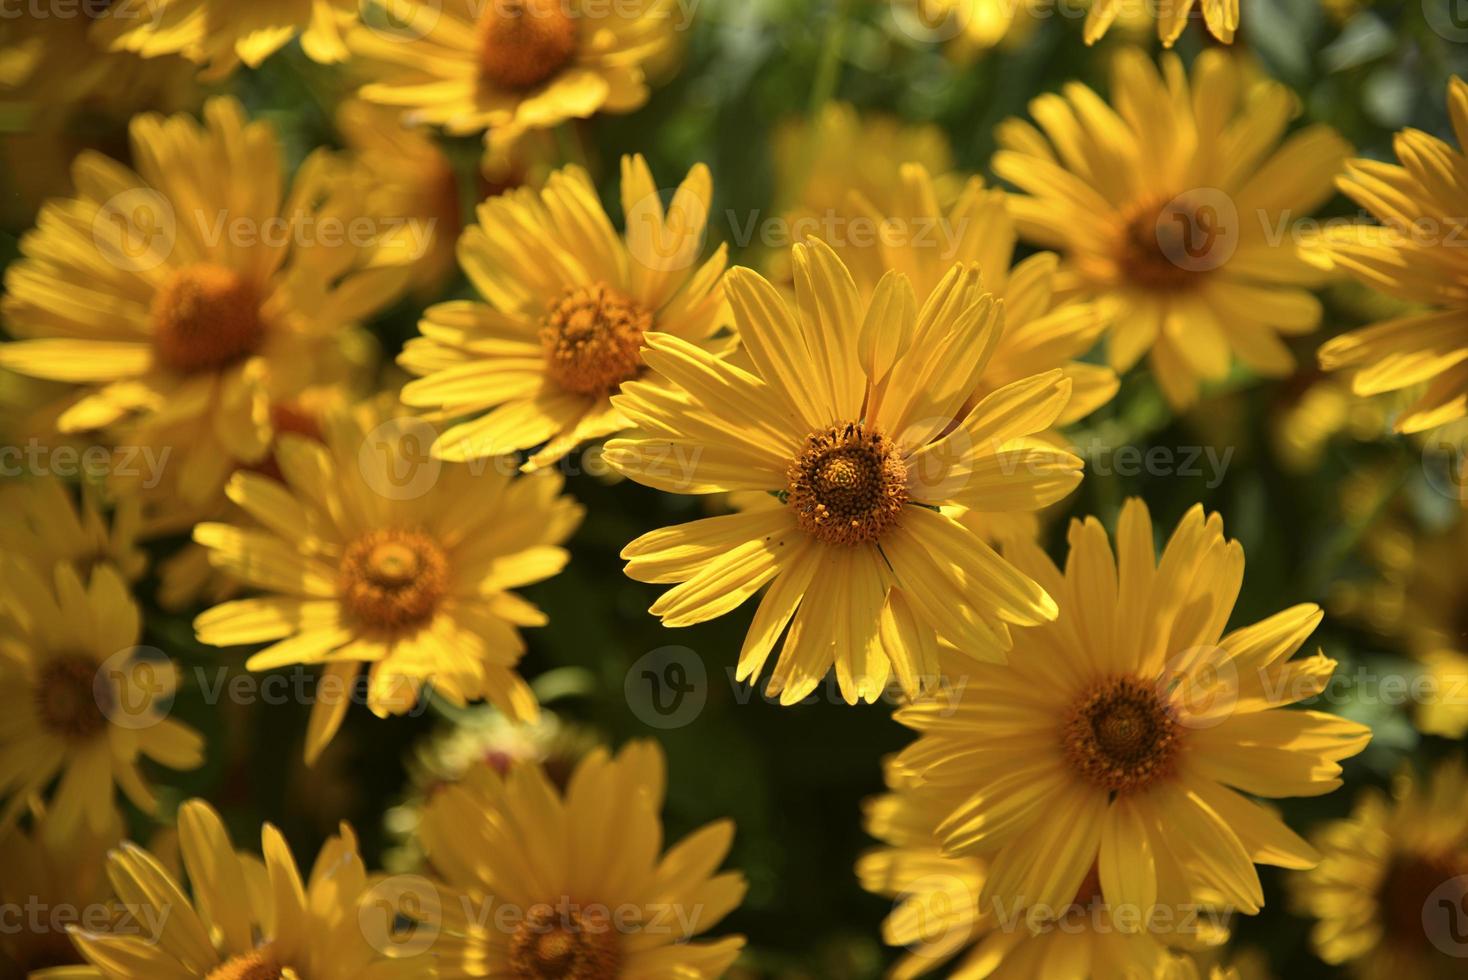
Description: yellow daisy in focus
0,814,117,975
893,499,1370,917
1085,0,1238,48
0,97,414,507
93,0,357,78
64,798,434,978
351,0,675,151
418,740,746,978
995,50,1349,409
771,102,958,288
0,477,146,582
1292,760,1468,979
606,239,1084,704
400,157,728,469
191,403,584,765
0,557,203,841
1319,77,1468,436
857,760,1205,979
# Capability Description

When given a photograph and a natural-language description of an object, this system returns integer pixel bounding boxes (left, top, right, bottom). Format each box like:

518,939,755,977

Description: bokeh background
4,0,1468,976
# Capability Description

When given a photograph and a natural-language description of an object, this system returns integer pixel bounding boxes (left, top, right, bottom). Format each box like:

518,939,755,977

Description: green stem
807,0,853,118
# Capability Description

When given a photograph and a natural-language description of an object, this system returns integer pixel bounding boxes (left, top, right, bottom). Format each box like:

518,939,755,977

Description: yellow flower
0,813,118,975
399,157,728,470
418,740,746,979
0,476,146,582
996,49,1349,409
65,798,433,978
605,239,1084,704
93,0,357,78
857,760,1207,979
1085,0,1238,47
191,402,584,765
1319,76,1468,436
1291,760,1468,980
897,0,1047,53
351,0,676,151
893,499,1370,917
0,97,415,507
0,557,203,842
771,102,958,288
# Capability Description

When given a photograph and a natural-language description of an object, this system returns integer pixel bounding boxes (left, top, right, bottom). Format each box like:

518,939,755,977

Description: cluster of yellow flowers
2,1,1468,978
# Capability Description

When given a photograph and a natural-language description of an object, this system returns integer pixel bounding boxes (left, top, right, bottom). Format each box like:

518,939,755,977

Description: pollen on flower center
541,282,653,396
508,904,622,979
786,422,908,547
151,262,264,374
338,529,449,632
33,655,110,741
204,948,287,980
1116,194,1221,292
478,0,579,91
1062,676,1180,794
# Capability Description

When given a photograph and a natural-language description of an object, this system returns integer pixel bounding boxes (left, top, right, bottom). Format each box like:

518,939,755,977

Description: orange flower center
151,262,264,374
1062,676,1180,794
338,529,449,632
1379,851,1468,950
786,422,908,546
479,0,579,91
509,904,621,979
204,949,287,980
33,655,110,741
1115,194,1222,292
541,282,653,396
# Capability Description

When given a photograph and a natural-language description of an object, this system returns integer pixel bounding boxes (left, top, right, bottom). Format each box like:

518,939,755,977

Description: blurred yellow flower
399,157,728,470
996,49,1349,409
419,740,747,979
0,813,117,975
894,500,1369,917
0,557,202,844
66,798,434,978
1292,760,1468,979
352,0,677,155
607,240,1083,704
192,402,583,764
1085,0,1238,47
0,476,146,582
0,97,415,507
1319,76,1468,436
93,0,357,77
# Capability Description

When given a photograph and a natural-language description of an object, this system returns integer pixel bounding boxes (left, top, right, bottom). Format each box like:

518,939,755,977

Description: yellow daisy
1085,0,1238,48
1318,77,1468,436
418,739,746,979
995,49,1349,409
857,759,1210,979
892,499,1370,918
0,813,117,975
0,476,146,582
191,401,584,765
64,797,434,978
399,157,728,470
771,102,958,289
605,238,1084,704
351,0,676,151
0,556,203,842
93,0,357,78
0,97,414,507
1292,759,1468,979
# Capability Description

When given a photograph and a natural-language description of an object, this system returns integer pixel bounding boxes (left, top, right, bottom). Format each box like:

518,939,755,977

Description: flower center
508,904,621,979
1115,194,1223,292
33,656,110,741
151,263,264,374
478,0,579,91
1062,676,1180,794
1379,852,1468,950
338,529,449,632
786,423,908,546
204,949,289,980
541,282,653,397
